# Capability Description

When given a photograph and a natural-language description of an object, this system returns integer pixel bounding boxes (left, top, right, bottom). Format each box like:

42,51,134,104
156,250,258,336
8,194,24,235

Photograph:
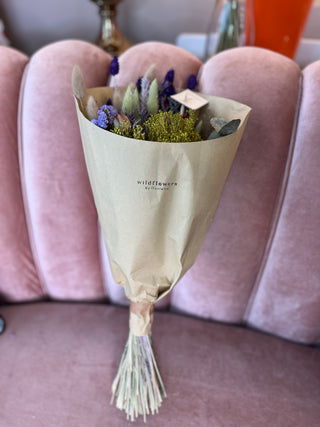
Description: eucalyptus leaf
208,129,220,139
210,117,227,133
195,119,203,135
219,119,241,136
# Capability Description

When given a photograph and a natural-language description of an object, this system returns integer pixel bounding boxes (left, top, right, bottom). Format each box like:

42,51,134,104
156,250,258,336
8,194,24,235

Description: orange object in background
244,0,313,58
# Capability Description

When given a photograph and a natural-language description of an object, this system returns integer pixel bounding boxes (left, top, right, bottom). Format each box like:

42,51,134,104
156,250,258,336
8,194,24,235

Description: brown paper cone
74,85,251,421
75,87,251,306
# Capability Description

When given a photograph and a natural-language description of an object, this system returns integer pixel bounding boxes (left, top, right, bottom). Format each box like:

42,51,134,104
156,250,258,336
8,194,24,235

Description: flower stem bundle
111,302,166,422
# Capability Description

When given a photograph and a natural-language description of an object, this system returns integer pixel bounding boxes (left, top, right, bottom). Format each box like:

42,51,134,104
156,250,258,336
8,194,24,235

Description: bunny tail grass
111,332,166,422
72,65,86,100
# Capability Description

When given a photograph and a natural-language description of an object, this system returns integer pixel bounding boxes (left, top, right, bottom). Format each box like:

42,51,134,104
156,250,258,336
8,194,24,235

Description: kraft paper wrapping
129,302,154,336
75,87,251,314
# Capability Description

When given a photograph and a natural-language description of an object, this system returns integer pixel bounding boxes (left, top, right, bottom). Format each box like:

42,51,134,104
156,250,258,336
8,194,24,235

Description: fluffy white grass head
72,66,86,99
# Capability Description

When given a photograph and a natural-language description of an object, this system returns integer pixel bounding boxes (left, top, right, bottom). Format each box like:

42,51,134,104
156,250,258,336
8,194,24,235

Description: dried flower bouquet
73,57,251,422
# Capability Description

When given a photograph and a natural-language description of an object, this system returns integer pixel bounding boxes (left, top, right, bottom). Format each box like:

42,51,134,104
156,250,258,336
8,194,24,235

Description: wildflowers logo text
137,180,178,191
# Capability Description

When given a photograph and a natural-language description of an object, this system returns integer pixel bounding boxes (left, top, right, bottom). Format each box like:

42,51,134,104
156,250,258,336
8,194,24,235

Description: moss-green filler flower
145,110,202,142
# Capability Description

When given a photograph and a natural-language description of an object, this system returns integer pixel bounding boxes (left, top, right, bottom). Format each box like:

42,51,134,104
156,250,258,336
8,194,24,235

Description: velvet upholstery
0,46,41,301
1,304,319,427
19,40,111,300
0,40,319,426
247,60,320,343
172,48,302,324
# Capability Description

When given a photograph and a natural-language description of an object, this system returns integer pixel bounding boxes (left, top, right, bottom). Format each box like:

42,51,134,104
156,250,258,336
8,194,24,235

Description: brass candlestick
91,0,131,56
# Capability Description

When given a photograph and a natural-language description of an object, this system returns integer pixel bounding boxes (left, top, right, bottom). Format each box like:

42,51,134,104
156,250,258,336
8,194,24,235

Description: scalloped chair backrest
0,41,319,345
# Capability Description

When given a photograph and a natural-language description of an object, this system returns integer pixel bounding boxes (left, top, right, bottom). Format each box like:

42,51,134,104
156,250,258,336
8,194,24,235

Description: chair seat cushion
1,303,319,426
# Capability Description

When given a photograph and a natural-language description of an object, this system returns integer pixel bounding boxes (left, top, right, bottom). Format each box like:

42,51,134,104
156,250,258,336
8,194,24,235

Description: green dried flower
122,83,139,116
147,78,159,115
112,127,125,136
133,125,146,140
145,110,202,142
132,87,140,114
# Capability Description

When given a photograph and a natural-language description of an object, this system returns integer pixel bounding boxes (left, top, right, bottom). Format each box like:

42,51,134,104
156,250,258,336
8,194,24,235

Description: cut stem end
111,332,166,422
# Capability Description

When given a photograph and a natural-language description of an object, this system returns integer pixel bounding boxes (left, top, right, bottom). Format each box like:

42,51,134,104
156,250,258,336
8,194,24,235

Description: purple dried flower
163,84,175,96
97,105,117,119
109,56,119,76
139,76,150,122
159,69,176,106
164,69,174,83
98,111,109,129
92,104,118,129
187,74,197,90
136,77,142,93
128,111,140,126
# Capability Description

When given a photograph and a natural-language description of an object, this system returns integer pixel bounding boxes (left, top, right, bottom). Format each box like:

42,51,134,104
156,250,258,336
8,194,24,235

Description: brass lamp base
91,0,131,56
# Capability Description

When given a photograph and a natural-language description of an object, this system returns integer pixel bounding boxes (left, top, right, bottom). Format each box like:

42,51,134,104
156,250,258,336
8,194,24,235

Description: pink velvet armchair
0,40,319,426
